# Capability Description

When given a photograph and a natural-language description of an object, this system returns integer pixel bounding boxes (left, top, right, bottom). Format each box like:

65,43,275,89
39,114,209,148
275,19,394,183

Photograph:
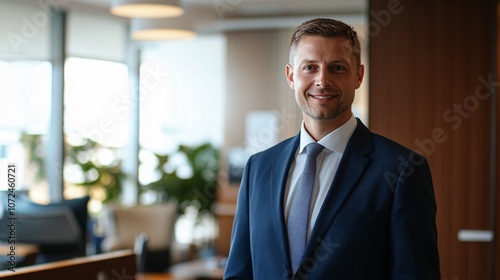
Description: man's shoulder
250,135,298,161
370,131,426,160
352,121,424,158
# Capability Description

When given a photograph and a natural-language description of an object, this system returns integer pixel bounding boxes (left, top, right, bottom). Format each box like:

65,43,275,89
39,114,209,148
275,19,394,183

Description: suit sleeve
224,157,253,280
390,153,441,279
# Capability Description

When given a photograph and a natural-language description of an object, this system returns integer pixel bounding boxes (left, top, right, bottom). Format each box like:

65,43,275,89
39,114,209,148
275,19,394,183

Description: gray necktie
287,142,324,273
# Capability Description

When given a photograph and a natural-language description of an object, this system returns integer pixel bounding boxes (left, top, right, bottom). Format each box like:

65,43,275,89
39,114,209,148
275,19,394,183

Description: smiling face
286,35,364,134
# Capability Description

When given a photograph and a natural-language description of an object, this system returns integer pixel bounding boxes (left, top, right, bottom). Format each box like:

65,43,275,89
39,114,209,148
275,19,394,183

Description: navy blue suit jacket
224,120,440,279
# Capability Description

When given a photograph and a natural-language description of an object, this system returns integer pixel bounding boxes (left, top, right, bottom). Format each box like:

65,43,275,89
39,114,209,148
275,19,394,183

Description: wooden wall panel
495,2,500,278
369,0,495,278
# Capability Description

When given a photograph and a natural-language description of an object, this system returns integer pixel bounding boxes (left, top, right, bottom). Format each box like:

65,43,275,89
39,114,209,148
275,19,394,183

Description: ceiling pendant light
130,17,196,41
111,0,183,18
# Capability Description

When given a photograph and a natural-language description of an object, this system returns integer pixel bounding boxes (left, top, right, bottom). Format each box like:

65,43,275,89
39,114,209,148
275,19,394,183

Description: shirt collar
299,114,358,154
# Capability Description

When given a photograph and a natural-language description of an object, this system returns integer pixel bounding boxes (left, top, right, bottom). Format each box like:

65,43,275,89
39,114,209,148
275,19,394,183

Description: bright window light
64,57,129,148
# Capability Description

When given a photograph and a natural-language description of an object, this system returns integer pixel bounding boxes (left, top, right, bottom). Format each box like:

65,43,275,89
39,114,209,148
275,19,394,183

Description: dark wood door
368,0,499,278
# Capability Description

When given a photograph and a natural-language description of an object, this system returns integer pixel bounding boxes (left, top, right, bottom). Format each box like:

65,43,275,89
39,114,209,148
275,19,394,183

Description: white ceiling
15,0,367,33
69,0,367,18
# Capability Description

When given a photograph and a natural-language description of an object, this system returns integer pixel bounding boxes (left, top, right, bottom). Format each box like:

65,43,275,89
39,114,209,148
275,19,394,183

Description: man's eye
303,65,314,71
332,65,346,71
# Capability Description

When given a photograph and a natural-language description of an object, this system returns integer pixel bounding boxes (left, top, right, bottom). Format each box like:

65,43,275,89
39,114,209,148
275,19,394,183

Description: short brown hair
289,18,361,67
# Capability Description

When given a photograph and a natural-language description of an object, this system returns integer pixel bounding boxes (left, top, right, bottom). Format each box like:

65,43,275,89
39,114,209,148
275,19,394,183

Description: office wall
220,29,300,199
496,6,500,279
369,0,497,278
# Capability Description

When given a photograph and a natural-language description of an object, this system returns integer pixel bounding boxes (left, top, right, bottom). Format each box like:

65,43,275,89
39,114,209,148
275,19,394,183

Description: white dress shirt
284,115,357,239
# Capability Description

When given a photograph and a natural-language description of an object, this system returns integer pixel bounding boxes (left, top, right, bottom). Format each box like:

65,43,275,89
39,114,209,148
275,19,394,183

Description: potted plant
142,142,220,216
65,138,123,203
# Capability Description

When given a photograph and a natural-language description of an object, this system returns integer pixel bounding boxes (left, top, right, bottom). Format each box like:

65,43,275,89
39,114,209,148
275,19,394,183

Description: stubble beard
301,101,350,121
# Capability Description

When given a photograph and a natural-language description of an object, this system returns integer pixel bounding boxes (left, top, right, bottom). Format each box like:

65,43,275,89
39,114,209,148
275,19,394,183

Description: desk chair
101,203,177,272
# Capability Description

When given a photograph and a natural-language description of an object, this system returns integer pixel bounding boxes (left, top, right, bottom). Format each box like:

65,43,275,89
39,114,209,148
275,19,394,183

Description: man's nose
315,68,331,88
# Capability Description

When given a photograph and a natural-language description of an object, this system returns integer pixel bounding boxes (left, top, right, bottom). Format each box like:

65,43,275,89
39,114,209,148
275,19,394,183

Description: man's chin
305,111,340,121
303,107,350,121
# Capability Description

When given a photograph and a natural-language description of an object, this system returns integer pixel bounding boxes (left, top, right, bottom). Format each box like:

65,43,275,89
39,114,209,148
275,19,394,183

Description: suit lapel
303,120,374,259
270,134,300,268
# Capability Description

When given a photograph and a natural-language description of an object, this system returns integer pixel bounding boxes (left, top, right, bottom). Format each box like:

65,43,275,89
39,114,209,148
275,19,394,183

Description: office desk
137,273,223,280
138,257,224,280
0,244,39,257
0,250,136,279
0,243,39,269
136,273,174,280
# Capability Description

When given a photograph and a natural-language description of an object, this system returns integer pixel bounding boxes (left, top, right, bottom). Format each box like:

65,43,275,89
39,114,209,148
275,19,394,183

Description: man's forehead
297,35,352,49
294,36,354,59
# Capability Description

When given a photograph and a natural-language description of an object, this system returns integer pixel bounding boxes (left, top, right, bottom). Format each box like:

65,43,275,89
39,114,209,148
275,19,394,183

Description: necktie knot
305,142,324,159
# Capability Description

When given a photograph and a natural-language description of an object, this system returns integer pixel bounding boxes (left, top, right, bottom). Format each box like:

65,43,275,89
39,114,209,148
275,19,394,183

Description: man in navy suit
224,18,440,279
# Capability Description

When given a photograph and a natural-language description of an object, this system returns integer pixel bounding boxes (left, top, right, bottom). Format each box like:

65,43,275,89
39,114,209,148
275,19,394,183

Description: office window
64,57,129,206
139,35,226,154
139,35,226,245
0,60,51,196
0,60,51,134
138,34,225,190
64,57,129,147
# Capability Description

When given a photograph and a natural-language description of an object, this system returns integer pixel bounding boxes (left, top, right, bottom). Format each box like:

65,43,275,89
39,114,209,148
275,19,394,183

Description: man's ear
285,64,295,90
355,64,365,89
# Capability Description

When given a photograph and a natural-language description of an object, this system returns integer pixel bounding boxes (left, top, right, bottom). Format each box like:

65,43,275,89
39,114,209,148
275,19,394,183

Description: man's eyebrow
298,59,318,65
330,59,349,64
298,59,350,65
